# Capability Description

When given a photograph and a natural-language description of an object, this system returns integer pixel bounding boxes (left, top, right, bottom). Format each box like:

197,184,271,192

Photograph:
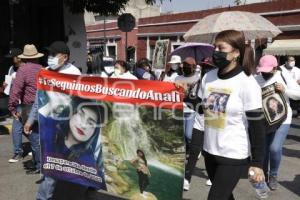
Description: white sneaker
206,179,212,186
28,152,32,156
183,179,190,191
8,154,23,163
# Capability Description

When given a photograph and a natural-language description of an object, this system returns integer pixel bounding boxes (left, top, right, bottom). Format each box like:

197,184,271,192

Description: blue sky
159,0,262,13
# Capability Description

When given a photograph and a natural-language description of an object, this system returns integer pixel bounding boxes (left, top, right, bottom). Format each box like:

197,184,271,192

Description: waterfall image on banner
102,102,184,200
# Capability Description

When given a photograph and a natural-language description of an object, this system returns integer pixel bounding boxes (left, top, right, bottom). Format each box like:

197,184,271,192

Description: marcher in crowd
255,55,300,190
198,30,265,200
183,58,216,191
8,44,44,170
3,48,24,163
280,56,300,118
134,58,156,80
175,57,200,146
111,60,138,80
160,55,181,82
23,41,81,200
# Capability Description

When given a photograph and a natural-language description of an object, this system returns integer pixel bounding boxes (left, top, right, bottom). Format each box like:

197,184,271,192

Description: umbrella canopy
184,11,282,43
170,43,214,64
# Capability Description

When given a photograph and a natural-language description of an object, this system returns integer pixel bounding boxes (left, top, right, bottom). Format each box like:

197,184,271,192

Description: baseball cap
168,55,182,64
46,41,70,55
183,57,196,66
257,55,278,73
5,48,22,58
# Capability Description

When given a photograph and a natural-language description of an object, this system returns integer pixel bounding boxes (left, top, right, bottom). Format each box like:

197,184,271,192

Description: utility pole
103,15,107,57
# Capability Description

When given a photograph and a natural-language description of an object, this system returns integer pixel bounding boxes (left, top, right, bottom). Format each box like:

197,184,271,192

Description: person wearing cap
23,41,81,200
5,48,23,75
160,55,182,82
175,57,200,145
255,55,300,190
7,44,43,166
183,57,215,191
3,48,24,163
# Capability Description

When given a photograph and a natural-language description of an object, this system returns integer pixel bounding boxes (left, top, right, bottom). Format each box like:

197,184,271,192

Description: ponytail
242,44,255,76
215,30,255,76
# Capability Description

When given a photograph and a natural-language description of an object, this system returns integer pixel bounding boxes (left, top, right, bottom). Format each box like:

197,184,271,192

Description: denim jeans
263,123,290,177
28,130,40,169
36,176,56,200
184,112,196,143
12,118,23,155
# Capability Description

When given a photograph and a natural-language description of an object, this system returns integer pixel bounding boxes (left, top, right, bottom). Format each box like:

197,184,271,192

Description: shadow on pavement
286,134,300,143
282,147,300,159
290,123,300,129
193,166,209,180
280,174,300,197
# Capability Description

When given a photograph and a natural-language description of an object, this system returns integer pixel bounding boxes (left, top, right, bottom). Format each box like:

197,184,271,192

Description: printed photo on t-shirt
203,87,231,129
262,83,287,126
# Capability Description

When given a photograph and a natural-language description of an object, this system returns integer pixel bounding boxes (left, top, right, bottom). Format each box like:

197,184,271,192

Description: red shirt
8,62,43,114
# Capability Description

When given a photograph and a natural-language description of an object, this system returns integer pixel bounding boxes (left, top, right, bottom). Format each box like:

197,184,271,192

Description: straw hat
18,44,44,59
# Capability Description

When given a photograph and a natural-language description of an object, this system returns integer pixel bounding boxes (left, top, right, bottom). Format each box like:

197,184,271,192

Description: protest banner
152,40,169,70
37,69,185,200
261,83,287,133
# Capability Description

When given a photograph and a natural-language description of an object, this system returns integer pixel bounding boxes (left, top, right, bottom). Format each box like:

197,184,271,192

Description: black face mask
182,66,194,77
212,51,231,70
261,72,274,80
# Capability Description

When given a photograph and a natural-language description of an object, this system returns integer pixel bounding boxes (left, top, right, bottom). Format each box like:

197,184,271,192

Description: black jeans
185,128,204,182
203,151,249,200
138,171,149,193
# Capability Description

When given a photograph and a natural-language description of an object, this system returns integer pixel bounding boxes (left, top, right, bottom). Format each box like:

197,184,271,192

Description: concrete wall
63,2,87,72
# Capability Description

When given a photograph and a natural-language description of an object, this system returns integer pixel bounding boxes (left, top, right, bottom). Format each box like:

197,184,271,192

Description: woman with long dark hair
130,149,151,197
198,30,265,200
266,97,284,121
39,95,106,190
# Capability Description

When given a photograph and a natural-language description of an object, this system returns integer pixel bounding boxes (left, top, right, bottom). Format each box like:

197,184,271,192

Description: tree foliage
234,0,242,5
64,0,170,15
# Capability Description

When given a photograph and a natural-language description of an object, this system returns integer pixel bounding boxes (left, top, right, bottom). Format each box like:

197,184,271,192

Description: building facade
86,0,300,62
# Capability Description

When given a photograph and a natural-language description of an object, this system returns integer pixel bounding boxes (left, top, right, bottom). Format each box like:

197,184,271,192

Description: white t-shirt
58,63,81,75
255,70,300,125
193,113,204,131
280,65,300,81
175,73,201,113
163,72,179,83
110,71,138,80
198,69,262,159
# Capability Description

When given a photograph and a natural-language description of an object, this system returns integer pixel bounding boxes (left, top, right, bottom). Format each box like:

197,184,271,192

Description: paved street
0,118,299,200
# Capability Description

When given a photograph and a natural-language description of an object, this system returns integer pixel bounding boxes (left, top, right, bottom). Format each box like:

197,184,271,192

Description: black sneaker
8,154,23,163
268,175,278,190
